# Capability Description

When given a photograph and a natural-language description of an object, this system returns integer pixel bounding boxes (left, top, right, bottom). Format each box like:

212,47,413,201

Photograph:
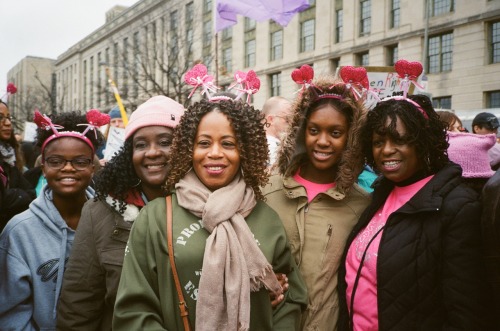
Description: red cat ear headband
184,64,261,103
34,109,110,155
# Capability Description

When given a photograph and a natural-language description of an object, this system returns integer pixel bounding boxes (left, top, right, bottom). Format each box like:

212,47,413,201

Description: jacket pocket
101,247,126,267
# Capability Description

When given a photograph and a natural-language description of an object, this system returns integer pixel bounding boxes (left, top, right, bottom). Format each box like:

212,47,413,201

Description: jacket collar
282,175,346,201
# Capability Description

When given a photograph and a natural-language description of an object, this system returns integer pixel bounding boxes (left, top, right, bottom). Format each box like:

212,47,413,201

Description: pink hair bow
184,64,219,98
234,70,261,103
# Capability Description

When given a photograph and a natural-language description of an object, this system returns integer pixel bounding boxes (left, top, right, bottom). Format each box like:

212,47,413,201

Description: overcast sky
0,0,139,94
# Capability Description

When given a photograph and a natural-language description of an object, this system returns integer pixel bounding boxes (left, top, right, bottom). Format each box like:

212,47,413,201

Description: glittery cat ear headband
379,59,428,119
184,63,260,104
34,109,110,156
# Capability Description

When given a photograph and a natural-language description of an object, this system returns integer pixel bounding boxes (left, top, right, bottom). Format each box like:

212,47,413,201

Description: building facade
26,0,500,116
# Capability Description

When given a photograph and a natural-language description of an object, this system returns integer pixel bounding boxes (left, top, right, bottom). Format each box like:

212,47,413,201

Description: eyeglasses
44,157,93,170
0,114,12,122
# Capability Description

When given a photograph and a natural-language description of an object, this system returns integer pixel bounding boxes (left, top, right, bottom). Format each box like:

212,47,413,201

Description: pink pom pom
86,109,110,126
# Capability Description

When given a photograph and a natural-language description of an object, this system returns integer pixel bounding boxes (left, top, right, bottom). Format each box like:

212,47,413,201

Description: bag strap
166,195,191,331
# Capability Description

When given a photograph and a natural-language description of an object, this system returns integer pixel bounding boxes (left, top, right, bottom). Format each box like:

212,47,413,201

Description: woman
57,96,184,330
338,94,493,330
113,98,308,330
436,109,464,132
0,110,105,330
0,100,35,231
262,70,371,330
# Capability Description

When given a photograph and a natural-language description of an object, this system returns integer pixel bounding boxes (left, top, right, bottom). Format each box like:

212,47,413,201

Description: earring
132,178,141,188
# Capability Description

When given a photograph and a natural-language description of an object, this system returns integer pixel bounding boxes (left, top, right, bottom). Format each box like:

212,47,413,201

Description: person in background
262,65,370,331
436,109,464,132
98,105,125,165
261,96,293,168
57,96,185,331
472,112,500,170
0,110,106,330
481,168,500,317
113,97,307,330
447,131,496,194
338,94,493,330
0,100,34,231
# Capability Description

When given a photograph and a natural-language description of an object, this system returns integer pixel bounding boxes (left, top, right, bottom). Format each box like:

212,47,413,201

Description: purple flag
215,0,310,33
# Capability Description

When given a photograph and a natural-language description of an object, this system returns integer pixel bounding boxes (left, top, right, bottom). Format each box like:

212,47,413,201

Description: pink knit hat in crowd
124,95,185,140
447,131,496,178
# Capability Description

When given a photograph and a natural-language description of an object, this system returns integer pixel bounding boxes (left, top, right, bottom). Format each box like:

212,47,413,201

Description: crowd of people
0,59,499,330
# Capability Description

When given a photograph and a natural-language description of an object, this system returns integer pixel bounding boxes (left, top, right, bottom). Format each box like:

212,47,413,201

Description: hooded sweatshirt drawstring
53,227,68,318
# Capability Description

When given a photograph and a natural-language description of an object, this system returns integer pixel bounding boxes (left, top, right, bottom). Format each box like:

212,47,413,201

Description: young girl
113,98,307,330
0,110,106,330
57,96,185,330
262,66,370,330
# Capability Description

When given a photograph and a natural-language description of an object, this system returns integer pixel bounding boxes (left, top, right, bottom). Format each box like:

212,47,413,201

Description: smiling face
192,110,241,191
132,126,174,199
0,102,13,142
372,116,423,183
301,103,349,183
42,137,94,199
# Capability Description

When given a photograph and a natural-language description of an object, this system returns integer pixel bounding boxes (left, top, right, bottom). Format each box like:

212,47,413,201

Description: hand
270,273,289,308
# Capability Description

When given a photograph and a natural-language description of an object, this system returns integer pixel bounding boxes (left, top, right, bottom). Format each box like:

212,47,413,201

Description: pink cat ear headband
34,109,110,156
184,64,261,103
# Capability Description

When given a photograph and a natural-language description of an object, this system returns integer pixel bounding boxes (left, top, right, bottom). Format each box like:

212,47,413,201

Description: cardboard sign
103,126,125,161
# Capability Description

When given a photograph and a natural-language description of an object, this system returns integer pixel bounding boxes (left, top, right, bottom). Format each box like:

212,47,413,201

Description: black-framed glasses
0,114,12,122
44,157,93,170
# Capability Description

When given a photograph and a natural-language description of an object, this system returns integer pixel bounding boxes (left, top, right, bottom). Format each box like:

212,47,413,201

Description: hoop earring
132,178,141,188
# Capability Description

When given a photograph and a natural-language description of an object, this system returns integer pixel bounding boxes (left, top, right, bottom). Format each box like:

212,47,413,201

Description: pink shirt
345,175,433,330
293,172,336,203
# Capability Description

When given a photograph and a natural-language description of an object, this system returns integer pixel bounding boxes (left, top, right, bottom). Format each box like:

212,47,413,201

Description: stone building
21,0,500,116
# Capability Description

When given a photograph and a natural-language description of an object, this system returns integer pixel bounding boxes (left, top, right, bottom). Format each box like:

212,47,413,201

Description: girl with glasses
0,110,106,330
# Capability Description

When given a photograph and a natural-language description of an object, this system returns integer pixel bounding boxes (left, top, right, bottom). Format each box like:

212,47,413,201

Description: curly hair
0,101,25,171
275,76,368,193
93,139,141,214
362,94,449,174
36,111,104,153
166,99,269,200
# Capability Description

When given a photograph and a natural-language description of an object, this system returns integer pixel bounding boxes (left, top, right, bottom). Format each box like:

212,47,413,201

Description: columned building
49,0,500,117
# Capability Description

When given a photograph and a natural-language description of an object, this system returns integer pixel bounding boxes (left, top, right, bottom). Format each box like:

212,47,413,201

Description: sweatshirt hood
29,185,95,317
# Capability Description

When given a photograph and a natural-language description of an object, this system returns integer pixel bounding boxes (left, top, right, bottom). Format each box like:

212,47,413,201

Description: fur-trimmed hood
105,195,140,222
274,75,367,193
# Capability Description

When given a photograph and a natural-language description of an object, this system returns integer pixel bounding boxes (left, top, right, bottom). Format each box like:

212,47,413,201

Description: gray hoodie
0,185,94,331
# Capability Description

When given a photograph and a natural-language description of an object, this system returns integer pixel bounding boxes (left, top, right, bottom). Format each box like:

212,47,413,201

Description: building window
486,90,500,108
386,45,398,66
245,39,256,67
490,21,500,64
203,0,212,13
335,9,343,43
428,32,453,73
222,47,232,73
356,52,369,66
432,96,452,109
300,19,315,52
203,20,212,47
390,0,400,28
360,0,371,36
245,18,256,31
222,27,232,40
431,0,455,16
330,58,340,74
270,72,281,96
170,10,178,31
270,30,283,61
186,2,193,24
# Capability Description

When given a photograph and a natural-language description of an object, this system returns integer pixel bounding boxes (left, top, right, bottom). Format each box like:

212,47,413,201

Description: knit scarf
175,170,282,331
0,142,16,167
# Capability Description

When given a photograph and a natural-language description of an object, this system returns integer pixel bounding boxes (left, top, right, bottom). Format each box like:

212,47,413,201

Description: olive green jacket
263,175,370,331
113,193,308,330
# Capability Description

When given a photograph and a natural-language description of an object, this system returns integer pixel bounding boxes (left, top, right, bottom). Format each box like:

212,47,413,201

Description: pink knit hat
447,131,496,178
125,95,185,139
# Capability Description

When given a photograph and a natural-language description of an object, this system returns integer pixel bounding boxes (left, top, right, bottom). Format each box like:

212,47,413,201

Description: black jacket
0,161,35,232
338,163,495,330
